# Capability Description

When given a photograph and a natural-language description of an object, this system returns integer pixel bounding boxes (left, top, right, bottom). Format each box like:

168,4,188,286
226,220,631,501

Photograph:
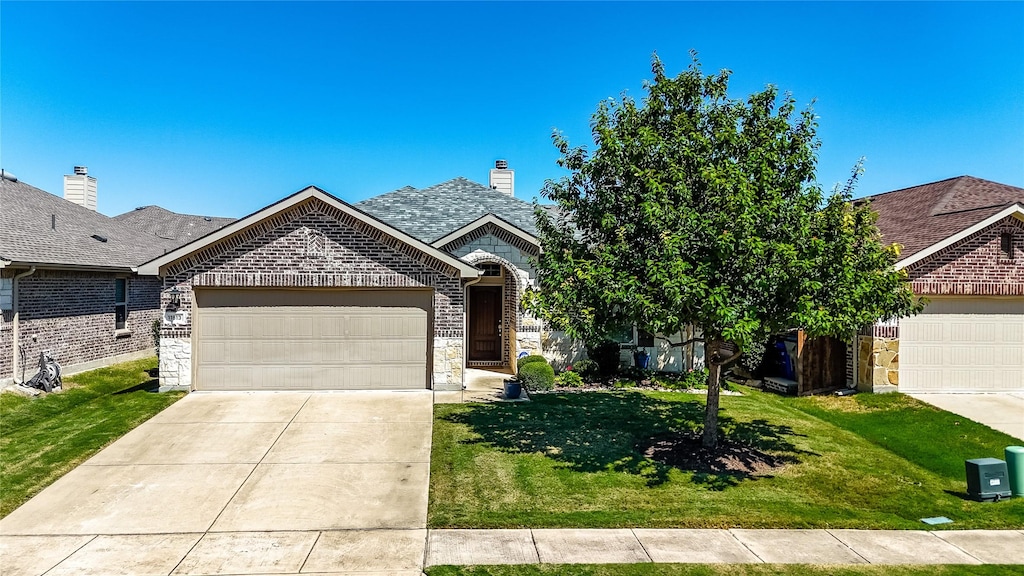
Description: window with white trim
114,278,128,330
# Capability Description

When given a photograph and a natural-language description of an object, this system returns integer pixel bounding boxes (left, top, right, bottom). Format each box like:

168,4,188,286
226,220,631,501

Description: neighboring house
140,161,707,392
855,176,1024,393
114,205,236,245
0,169,180,385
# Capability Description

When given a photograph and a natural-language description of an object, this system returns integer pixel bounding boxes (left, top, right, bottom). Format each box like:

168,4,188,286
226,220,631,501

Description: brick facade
157,197,466,390
905,215,1024,296
1,269,160,382
855,215,1024,392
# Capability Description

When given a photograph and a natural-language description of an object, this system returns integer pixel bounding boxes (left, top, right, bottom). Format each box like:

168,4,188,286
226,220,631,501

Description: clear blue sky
2,1,1022,218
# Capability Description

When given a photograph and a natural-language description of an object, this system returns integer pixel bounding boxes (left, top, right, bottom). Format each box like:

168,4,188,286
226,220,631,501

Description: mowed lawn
0,357,184,517
429,388,1023,529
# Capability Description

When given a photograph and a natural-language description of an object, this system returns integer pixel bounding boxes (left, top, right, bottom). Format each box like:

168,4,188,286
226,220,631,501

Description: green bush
517,354,548,372
518,361,555,391
586,340,622,378
555,370,584,388
570,358,598,380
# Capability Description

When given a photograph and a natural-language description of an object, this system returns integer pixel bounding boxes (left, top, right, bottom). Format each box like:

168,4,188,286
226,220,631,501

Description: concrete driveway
909,393,1024,441
0,390,432,576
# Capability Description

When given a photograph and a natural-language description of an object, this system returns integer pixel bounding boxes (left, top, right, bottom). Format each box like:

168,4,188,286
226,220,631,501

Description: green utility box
1006,446,1024,497
965,458,1012,502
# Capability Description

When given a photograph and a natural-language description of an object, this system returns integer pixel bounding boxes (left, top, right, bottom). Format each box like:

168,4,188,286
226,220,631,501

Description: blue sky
2,1,1022,218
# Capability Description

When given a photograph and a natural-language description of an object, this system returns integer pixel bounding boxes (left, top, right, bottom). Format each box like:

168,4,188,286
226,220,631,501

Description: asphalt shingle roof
863,176,1024,259
114,205,235,244
355,177,540,243
1,177,180,268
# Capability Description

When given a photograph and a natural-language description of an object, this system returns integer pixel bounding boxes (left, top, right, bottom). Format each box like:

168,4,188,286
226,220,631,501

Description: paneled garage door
193,289,431,391
900,297,1024,392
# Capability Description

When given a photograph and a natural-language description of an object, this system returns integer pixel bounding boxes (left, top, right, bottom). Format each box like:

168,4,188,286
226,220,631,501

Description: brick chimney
64,166,97,211
489,159,514,196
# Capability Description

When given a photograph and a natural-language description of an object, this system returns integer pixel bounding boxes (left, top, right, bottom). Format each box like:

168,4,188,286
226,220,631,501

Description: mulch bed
638,432,787,476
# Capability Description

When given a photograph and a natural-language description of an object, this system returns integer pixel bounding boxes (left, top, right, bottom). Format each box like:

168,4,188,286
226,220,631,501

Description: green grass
429,388,1024,529
426,565,1024,576
0,357,183,517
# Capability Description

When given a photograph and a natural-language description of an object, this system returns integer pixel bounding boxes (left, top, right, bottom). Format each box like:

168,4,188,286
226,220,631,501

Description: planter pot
503,380,522,400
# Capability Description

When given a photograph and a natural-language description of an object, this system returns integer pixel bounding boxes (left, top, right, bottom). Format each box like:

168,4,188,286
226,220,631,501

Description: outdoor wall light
167,286,182,309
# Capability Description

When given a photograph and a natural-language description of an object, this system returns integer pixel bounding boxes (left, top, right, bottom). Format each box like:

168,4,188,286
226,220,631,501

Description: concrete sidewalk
4,528,1021,575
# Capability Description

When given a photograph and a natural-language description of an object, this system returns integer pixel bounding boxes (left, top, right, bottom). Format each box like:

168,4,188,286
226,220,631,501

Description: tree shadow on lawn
443,392,817,490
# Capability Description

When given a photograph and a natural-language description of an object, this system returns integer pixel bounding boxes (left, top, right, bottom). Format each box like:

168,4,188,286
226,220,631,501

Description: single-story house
140,161,706,392
0,169,173,384
855,176,1023,393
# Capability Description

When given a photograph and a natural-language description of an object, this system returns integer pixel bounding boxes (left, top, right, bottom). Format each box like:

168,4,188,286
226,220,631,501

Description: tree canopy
527,54,920,448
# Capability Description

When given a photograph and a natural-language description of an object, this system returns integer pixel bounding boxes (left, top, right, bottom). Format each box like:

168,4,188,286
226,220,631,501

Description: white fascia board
431,213,540,249
138,186,480,278
896,203,1024,270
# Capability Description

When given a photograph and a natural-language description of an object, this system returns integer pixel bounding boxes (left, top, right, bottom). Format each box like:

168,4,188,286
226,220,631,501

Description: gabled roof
0,177,179,270
863,176,1024,262
431,213,540,249
355,177,540,243
138,186,481,278
114,205,235,243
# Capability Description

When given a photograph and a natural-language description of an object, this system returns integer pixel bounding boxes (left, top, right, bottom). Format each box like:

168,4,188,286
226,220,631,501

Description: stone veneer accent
857,336,899,393
157,197,466,390
159,337,192,391
1,269,160,384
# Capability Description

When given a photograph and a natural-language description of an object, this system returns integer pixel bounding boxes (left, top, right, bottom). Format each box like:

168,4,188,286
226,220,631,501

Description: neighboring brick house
0,170,180,385
855,176,1024,393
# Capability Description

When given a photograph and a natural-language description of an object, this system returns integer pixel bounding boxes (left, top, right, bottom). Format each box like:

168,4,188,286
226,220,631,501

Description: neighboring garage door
900,297,1024,392
194,288,431,391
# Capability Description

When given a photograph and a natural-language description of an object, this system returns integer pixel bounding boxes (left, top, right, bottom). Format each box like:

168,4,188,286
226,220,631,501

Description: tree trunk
702,339,722,449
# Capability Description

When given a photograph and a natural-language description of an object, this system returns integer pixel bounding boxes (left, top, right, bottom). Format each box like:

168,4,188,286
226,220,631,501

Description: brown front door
469,286,502,361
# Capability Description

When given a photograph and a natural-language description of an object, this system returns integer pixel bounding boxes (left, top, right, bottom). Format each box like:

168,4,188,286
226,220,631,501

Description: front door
469,286,502,362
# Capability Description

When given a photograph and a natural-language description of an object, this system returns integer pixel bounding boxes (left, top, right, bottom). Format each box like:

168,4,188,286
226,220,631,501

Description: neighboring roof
355,177,540,243
431,213,540,249
0,177,179,270
114,205,235,243
863,176,1024,261
139,186,481,278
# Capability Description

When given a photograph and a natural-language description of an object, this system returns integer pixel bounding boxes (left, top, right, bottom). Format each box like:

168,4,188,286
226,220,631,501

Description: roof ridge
861,175,969,202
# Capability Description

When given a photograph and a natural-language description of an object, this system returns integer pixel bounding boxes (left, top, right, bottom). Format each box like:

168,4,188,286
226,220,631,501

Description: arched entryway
463,252,522,369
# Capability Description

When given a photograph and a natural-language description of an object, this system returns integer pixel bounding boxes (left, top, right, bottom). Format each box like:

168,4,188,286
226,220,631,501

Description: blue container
634,351,650,370
504,381,522,400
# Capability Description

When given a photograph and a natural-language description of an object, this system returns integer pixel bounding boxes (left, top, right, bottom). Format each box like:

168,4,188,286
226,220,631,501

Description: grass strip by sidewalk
426,564,1023,576
0,357,183,517
429,388,1024,529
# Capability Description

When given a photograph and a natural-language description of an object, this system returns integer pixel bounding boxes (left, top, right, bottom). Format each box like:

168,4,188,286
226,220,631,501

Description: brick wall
1,269,160,381
905,215,1024,295
157,198,467,390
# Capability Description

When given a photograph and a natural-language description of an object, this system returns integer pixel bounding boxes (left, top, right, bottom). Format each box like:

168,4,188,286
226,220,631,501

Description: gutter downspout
461,275,485,390
11,267,37,384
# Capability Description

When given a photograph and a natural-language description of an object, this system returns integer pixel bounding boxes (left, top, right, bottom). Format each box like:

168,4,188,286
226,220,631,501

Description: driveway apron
0,390,432,576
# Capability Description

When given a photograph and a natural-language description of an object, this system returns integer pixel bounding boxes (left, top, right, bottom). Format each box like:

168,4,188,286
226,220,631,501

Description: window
1000,232,1015,259
480,263,503,277
114,278,127,330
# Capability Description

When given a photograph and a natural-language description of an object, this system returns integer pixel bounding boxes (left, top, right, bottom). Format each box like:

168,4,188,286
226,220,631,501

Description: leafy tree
526,54,919,449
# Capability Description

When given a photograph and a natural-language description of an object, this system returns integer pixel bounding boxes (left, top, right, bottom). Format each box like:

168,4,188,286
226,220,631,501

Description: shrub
586,340,622,378
151,319,162,357
518,361,555,391
555,370,584,388
570,358,598,381
517,354,548,372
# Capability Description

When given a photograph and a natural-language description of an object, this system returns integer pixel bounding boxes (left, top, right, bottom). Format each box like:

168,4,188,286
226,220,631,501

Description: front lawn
429,388,1023,529
426,565,1023,576
0,357,184,517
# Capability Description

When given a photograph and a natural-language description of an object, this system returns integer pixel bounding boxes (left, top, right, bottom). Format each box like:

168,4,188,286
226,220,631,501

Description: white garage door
194,289,431,391
900,297,1024,392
